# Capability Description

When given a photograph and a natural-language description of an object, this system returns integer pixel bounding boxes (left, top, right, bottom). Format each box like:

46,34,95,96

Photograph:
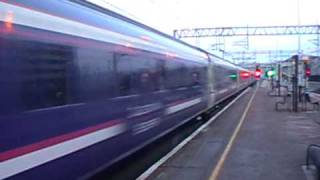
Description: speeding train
0,1,255,179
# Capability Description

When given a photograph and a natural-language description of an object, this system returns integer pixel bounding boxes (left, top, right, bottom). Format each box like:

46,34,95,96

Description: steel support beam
173,25,320,38
228,50,297,55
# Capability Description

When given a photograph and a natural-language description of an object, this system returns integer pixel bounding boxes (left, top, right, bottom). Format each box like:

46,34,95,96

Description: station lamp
305,66,311,77
266,69,276,77
303,59,311,77
254,68,262,79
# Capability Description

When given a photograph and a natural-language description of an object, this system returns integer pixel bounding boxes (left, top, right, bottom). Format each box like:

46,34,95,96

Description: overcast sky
88,0,320,62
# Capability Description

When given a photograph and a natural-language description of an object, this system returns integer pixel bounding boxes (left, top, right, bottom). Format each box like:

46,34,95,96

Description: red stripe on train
0,120,121,162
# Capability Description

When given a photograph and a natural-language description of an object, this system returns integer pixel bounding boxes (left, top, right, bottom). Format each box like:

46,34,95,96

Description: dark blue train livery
0,1,255,179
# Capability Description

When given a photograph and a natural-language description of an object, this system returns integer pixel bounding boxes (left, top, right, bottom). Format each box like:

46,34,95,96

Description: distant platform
143,82,320,180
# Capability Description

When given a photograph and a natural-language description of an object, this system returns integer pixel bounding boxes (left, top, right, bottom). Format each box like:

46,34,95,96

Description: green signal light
267,70,276,77
228,74,237,80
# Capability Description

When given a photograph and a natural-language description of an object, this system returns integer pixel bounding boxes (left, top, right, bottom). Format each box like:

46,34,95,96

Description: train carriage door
207,56,215,108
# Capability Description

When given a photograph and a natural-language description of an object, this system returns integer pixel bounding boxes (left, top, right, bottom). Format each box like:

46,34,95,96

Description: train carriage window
22,42,74,110
163,60,207,89
75,48,115,101
213,64,224,90
116,52,160,96
184,62,198,87
164,60,182,89
192,71,200,86
0,39,75,113
214,64,237,91
193,64,207,87
179,62,188,87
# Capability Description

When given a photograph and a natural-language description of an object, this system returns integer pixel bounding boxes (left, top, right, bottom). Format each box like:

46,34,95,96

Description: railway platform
140,82,320,180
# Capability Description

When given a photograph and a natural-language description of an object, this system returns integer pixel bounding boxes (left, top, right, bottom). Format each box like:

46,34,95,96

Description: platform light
254,69,262,79
305,67,311,77
4,11,14,32
266,70,276,77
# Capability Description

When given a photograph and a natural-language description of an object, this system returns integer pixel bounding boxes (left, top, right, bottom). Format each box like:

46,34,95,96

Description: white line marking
136,88,250,180
0,124,126,179
209,85,258,180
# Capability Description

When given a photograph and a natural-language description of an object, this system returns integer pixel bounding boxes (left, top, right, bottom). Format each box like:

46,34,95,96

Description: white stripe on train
0,123,126,179
166,98,202,115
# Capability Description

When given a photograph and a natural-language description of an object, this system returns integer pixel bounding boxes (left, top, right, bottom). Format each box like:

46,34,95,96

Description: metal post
278,63,281,96
297,0,301,54
292,55,299,112
317,26,320,57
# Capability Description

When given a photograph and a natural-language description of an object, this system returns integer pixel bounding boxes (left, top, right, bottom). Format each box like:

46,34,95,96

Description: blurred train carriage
0,0,254,179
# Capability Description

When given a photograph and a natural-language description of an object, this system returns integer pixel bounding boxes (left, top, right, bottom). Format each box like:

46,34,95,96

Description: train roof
3,0,251,68
71,1,204,51
207,53,249,70
70,0,209,63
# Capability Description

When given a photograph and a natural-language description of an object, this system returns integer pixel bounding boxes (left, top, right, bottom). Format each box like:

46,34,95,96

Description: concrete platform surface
146,83,320,180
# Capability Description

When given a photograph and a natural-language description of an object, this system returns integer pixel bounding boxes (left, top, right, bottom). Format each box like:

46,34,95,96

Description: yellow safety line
209,86,259,180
